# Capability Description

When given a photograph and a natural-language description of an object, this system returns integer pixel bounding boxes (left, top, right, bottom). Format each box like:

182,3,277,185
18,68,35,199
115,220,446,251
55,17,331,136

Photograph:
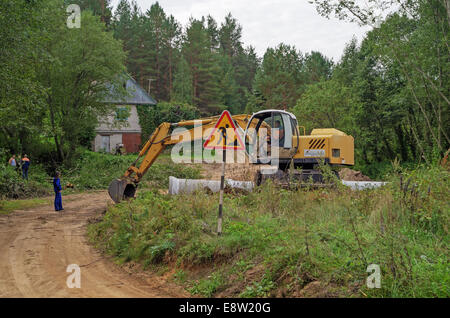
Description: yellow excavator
108,109,354,203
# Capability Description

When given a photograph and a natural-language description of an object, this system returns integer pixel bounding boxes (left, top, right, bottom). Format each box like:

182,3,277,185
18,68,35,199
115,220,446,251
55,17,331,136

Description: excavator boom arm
108,114,251,203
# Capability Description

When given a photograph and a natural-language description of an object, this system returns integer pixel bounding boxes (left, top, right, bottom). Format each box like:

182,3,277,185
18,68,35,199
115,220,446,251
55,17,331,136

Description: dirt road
0,191,189,298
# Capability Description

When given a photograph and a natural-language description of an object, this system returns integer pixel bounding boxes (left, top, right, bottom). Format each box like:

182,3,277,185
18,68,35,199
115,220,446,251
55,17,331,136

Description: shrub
0,164,51,199
65,150,201,190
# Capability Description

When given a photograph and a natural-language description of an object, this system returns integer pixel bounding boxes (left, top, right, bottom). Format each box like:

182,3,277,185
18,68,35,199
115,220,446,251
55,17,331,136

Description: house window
115,106,130,122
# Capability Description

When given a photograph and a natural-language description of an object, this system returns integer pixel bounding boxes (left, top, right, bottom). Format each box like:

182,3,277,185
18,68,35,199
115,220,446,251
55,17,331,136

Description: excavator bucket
108,178,137,203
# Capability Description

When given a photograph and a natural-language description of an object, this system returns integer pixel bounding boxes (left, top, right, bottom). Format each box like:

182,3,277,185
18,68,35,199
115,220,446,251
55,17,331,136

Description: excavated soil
199,163,372,183
338,168,372,181
200,162,260,181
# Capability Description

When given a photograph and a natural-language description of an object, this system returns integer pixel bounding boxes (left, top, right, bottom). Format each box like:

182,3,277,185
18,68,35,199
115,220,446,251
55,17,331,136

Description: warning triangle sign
203,110,245,150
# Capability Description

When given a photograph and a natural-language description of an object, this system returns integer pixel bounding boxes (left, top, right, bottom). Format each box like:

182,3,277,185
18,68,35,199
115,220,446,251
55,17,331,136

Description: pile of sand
200,162,260,182
339,168,371,181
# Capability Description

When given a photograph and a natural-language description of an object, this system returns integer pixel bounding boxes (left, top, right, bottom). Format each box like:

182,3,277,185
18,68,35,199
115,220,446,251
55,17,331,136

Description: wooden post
217,133,226,236
203,111,243,236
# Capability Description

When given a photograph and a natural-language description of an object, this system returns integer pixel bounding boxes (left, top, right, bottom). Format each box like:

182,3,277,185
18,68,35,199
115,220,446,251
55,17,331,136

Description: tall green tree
294,78,359,133
206,15,220,52
142,2,167,100
182,18,223,112
112,0,133,42
172,57,193,104
303,51,334,83
218,13,258,112
163,15,182,99
37,3,126,163
113,1,182,101
1,0,126,164
0,0,47,154
311,0,450,163
112,5,260,115
254,44,306,110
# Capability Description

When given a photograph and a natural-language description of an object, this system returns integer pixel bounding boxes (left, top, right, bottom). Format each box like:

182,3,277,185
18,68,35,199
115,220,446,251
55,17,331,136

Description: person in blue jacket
53,171,63,211
21,154,30,180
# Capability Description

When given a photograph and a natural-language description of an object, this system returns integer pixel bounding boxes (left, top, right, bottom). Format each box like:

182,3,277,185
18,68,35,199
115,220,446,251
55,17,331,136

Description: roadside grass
0,164,53,200
88,164,449,298
0,197,52,214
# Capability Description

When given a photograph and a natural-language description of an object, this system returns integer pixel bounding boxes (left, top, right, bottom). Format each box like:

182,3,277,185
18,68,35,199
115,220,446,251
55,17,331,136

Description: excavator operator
272,120,285,147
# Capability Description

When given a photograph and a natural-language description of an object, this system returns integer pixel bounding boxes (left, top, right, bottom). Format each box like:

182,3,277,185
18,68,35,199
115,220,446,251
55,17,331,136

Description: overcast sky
110,0,371,62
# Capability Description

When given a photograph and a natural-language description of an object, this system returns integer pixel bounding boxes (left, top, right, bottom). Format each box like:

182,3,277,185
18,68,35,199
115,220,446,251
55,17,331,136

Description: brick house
93,76,157,153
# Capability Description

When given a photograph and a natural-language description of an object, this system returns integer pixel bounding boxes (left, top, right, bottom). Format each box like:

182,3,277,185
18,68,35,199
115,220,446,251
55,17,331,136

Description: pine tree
304,51,334,83
143,3,166,99
218,13,259,112
206,15,220,52
164,15,182,100
254,43,306,110
182,18,223,112
112,0,139,80
172,57,193,104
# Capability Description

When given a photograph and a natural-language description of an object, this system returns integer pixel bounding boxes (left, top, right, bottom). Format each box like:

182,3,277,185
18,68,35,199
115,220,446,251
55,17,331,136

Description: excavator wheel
108,178,137,203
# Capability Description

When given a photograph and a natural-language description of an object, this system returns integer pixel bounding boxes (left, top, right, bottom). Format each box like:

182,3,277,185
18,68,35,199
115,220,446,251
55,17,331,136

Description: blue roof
103,76,157,106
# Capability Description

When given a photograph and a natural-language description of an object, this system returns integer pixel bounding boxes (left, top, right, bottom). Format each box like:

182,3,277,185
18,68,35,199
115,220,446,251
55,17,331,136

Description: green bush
65,151,135,190
0,149,201,200
65,150,201,190
0,164,51,199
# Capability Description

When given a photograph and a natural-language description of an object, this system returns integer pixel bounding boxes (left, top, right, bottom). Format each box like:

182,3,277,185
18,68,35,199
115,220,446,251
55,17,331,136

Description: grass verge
88,164,449,298
0,197,52,214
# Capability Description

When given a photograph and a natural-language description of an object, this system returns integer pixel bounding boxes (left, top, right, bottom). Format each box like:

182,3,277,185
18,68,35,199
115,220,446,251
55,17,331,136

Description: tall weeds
88,165,449,297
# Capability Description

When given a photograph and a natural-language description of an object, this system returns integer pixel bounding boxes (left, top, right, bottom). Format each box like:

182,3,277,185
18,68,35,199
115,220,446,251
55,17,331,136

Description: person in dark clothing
53,171,63,211
21,154,30,180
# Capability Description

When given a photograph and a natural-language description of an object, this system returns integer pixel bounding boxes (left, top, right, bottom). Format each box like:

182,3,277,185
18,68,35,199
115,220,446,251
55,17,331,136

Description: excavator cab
244,110,300,168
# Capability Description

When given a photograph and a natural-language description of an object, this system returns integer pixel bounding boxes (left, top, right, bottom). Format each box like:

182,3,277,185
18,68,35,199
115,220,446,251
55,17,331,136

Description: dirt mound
199,162,261,182
339,168,371,181
200,162,373,183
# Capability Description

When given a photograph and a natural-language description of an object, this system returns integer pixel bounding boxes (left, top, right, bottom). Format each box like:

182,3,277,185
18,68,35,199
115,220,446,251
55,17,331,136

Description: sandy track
0,191,188,298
